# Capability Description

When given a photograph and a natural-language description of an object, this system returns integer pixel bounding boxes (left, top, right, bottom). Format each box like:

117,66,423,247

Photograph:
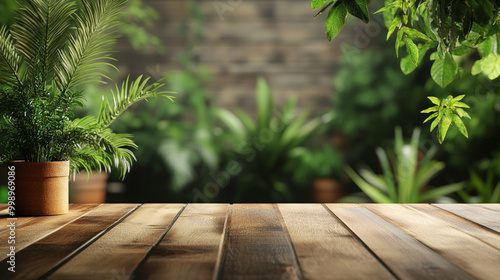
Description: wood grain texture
366,204,500,279
278,204,394,280
220,204,302,280
471,203,500,213
409,204,500,251
0,203,139,280
327,204,473,280
435,204,500,233
0,204,100,257
134,204,228,280
48,204,185,280
473,203,500,213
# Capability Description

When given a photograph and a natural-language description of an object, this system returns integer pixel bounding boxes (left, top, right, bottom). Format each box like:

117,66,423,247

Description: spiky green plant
0,0,173,178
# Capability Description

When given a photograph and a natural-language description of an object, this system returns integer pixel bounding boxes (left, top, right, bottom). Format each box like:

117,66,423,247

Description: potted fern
0,0,172,215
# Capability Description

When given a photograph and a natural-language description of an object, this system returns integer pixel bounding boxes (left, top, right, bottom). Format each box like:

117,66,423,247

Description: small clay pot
312,178,343,203
70,171,109,203
9,161,69,215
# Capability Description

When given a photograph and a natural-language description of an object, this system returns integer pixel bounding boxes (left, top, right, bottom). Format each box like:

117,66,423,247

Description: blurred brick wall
113,0,361,112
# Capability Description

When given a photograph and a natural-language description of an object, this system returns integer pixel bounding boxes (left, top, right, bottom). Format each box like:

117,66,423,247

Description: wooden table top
0,203,499,279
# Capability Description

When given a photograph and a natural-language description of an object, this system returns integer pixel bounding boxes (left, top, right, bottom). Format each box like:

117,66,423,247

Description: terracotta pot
9,161,69,215
312,178,343,203
70,171,108,203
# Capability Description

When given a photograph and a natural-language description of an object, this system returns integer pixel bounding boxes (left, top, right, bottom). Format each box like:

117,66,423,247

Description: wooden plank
135,204,228,280
48,204,185,280
278,204,395,280
409,204,500,251
473,203,500,213
219,204,302,280
327,204,473,280
0,203,139,280
0,204,100,256
434,204,500,233
365,204,500,279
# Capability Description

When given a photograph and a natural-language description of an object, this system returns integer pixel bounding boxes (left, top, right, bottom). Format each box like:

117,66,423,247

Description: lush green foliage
331,44,432,163
459,168,500,203
0,0,172,178
313,0,500,143
345,127,464,203
215,78,323,202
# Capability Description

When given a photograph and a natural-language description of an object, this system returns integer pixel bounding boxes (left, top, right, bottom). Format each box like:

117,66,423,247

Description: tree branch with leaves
312,0,500,143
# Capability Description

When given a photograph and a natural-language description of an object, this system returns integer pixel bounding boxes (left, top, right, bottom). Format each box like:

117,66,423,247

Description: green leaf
420,182,465,202
451,114,468,138
453,102,470,108
431,53,457,88
387,15,402,40
256,77,273,129
438,110,452,144
314,0,335,18
400,55,417,74
345,166,393,203
423,112,438,123
451,95,465,102
345,0,369,23
325,2,348,41
451,46,472,56
430,110,442,132
456,108,471,119
214,108,246,140
405,37,419,65
395,28,404,57
478,35,497,57
312,0,330,9
421,106,438,113
427,96,441,105
471,59,483,75
403,27,432,41
480,53,500,80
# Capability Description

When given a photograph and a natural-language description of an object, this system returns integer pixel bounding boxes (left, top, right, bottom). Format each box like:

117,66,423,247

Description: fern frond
98,75,174,128
56,0,126,93
12,0,76,80
63,116,137,178
0,25,22,86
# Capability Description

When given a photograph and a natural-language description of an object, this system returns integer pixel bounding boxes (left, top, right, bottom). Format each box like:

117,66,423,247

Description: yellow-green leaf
423,112,438,123
438,110,452,144
427,96,441,105
421,106,438,114
451,114,468,138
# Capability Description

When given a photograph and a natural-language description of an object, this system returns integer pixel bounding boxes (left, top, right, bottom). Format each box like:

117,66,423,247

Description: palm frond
56,0,126,93
0,25,22,86
98,75,174,128
12,0,76,80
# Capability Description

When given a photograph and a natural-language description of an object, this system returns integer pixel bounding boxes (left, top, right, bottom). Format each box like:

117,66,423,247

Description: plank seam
129,203,188,278
322,204,400,280
274,204,305,280
430,204,500,235
213,204,232,280
38,203,142,279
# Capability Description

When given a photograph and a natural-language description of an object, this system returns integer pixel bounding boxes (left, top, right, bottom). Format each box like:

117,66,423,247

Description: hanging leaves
421,95,471,144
